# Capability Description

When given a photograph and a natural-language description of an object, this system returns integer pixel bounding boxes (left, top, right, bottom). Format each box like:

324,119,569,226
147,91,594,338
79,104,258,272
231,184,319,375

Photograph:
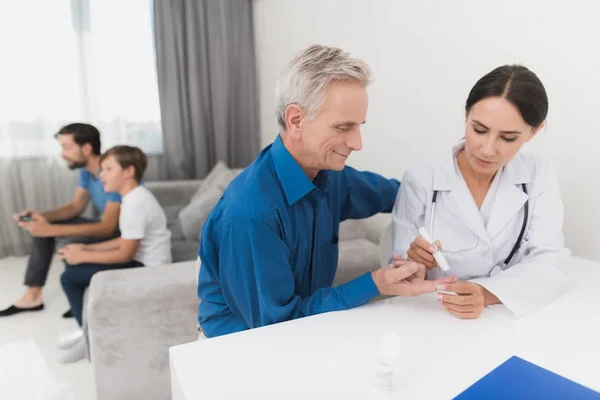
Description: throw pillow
179,185,224,241
191,161,230,202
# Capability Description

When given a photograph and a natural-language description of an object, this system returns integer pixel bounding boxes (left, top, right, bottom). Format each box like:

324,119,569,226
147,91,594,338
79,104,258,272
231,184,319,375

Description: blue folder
454,356,600,399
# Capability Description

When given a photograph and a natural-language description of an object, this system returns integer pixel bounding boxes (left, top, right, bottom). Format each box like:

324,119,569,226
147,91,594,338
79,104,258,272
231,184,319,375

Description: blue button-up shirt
197,135,400,338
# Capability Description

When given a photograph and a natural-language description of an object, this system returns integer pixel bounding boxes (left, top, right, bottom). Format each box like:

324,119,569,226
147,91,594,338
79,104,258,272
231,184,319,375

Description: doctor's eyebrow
472,119,522,134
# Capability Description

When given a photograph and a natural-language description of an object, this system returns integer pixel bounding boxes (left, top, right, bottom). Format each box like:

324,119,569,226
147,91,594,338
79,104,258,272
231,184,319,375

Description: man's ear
284,104,305,139
81,143,93,157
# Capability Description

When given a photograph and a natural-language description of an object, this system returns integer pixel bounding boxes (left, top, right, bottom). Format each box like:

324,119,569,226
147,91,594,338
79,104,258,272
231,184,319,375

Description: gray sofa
86,179,390,400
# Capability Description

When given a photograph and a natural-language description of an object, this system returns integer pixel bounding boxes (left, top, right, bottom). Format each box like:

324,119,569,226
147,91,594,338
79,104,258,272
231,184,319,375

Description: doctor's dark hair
465,65,548,128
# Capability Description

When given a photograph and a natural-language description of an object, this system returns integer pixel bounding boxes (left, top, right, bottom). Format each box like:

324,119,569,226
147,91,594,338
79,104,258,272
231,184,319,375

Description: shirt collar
270,135,331,206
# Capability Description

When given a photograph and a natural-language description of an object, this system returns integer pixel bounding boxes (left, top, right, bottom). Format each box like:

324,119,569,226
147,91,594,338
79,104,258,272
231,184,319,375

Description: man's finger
390,254,408,267
388,263,419,282
408,279,438,294
394,278,437,296
432,276,457,286
391,259,408,268
435,240,443,251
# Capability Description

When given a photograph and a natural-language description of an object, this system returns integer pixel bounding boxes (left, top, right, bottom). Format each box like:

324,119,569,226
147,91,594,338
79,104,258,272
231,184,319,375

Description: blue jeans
60,260,143,326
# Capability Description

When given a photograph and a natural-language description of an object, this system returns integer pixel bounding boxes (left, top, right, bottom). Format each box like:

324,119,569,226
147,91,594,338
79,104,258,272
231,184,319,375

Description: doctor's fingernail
437,294,443,302
436,285,445,291
429,246,436,253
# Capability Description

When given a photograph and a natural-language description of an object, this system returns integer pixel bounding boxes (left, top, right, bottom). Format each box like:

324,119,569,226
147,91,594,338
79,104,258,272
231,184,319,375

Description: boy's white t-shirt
119,185,172,267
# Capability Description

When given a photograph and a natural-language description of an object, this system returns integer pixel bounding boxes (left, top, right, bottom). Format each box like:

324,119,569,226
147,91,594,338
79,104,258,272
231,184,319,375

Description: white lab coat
391,142,571,318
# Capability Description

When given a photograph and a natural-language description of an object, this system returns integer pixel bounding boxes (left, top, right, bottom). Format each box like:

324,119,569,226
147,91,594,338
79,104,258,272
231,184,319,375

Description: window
0,0,162,158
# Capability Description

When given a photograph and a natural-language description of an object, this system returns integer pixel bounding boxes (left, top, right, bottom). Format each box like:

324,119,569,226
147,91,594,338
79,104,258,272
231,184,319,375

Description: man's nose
347,129,363,152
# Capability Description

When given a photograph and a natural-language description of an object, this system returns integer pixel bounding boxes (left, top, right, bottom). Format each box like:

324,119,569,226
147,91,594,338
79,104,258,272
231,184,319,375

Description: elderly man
197,45,455,338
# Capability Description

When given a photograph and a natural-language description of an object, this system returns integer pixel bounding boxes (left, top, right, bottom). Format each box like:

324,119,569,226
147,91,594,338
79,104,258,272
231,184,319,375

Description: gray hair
275,44,371,130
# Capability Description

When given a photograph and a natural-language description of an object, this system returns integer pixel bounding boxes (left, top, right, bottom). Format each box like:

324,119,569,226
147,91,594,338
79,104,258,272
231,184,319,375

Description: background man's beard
67,160,87,170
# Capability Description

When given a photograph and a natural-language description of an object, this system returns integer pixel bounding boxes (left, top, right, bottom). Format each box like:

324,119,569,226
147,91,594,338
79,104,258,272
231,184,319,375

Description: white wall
253,0,600,262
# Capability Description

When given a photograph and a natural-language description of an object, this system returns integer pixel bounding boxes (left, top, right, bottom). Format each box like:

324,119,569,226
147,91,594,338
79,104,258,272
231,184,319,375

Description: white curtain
0,0,162,258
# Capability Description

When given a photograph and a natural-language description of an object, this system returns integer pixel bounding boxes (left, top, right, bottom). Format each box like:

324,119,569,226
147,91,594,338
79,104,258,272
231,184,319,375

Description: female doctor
391,64,570,319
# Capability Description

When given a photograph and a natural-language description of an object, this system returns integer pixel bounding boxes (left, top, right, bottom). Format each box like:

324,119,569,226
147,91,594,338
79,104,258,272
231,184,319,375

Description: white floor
0,256,96,400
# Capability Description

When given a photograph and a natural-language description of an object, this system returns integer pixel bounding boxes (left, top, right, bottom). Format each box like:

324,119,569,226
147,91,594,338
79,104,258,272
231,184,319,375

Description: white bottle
369,332,402,399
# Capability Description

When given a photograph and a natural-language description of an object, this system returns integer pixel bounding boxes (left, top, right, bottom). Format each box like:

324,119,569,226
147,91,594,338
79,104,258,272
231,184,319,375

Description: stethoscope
429,183,529,274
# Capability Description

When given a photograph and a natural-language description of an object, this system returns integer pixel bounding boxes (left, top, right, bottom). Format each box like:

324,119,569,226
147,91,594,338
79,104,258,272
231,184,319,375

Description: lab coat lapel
486,155,531,240
433,154,492,247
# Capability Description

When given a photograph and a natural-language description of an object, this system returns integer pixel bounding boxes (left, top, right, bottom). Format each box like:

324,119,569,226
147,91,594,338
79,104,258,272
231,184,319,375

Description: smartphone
19,213,32,222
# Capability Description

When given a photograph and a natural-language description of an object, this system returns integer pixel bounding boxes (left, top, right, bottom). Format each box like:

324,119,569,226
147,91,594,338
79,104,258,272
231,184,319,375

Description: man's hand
437,281,500,319
57,244,87,265
372,255,456,297
12,209,35,223
18,212,54,237
407,236,443,269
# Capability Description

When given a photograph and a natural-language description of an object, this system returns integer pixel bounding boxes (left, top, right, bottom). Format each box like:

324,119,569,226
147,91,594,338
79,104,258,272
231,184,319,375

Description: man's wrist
44,223,58,237
50,223,77,237
371,269,385,296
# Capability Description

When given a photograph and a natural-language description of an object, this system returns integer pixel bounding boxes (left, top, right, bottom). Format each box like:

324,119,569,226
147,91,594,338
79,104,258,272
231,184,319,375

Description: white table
170,256,600,399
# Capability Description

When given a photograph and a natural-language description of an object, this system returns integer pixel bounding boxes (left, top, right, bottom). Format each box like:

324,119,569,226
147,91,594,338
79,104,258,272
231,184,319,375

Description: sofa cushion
163,205,185,241
171,240,201,263
191,161,233,202
178,162,243,242
179,185,224,241
333,238,381,287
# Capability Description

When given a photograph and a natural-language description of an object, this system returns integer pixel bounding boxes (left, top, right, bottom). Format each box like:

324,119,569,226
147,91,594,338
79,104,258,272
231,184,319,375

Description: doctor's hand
372,256,456,297
436,281,500,319
407,237,443,269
